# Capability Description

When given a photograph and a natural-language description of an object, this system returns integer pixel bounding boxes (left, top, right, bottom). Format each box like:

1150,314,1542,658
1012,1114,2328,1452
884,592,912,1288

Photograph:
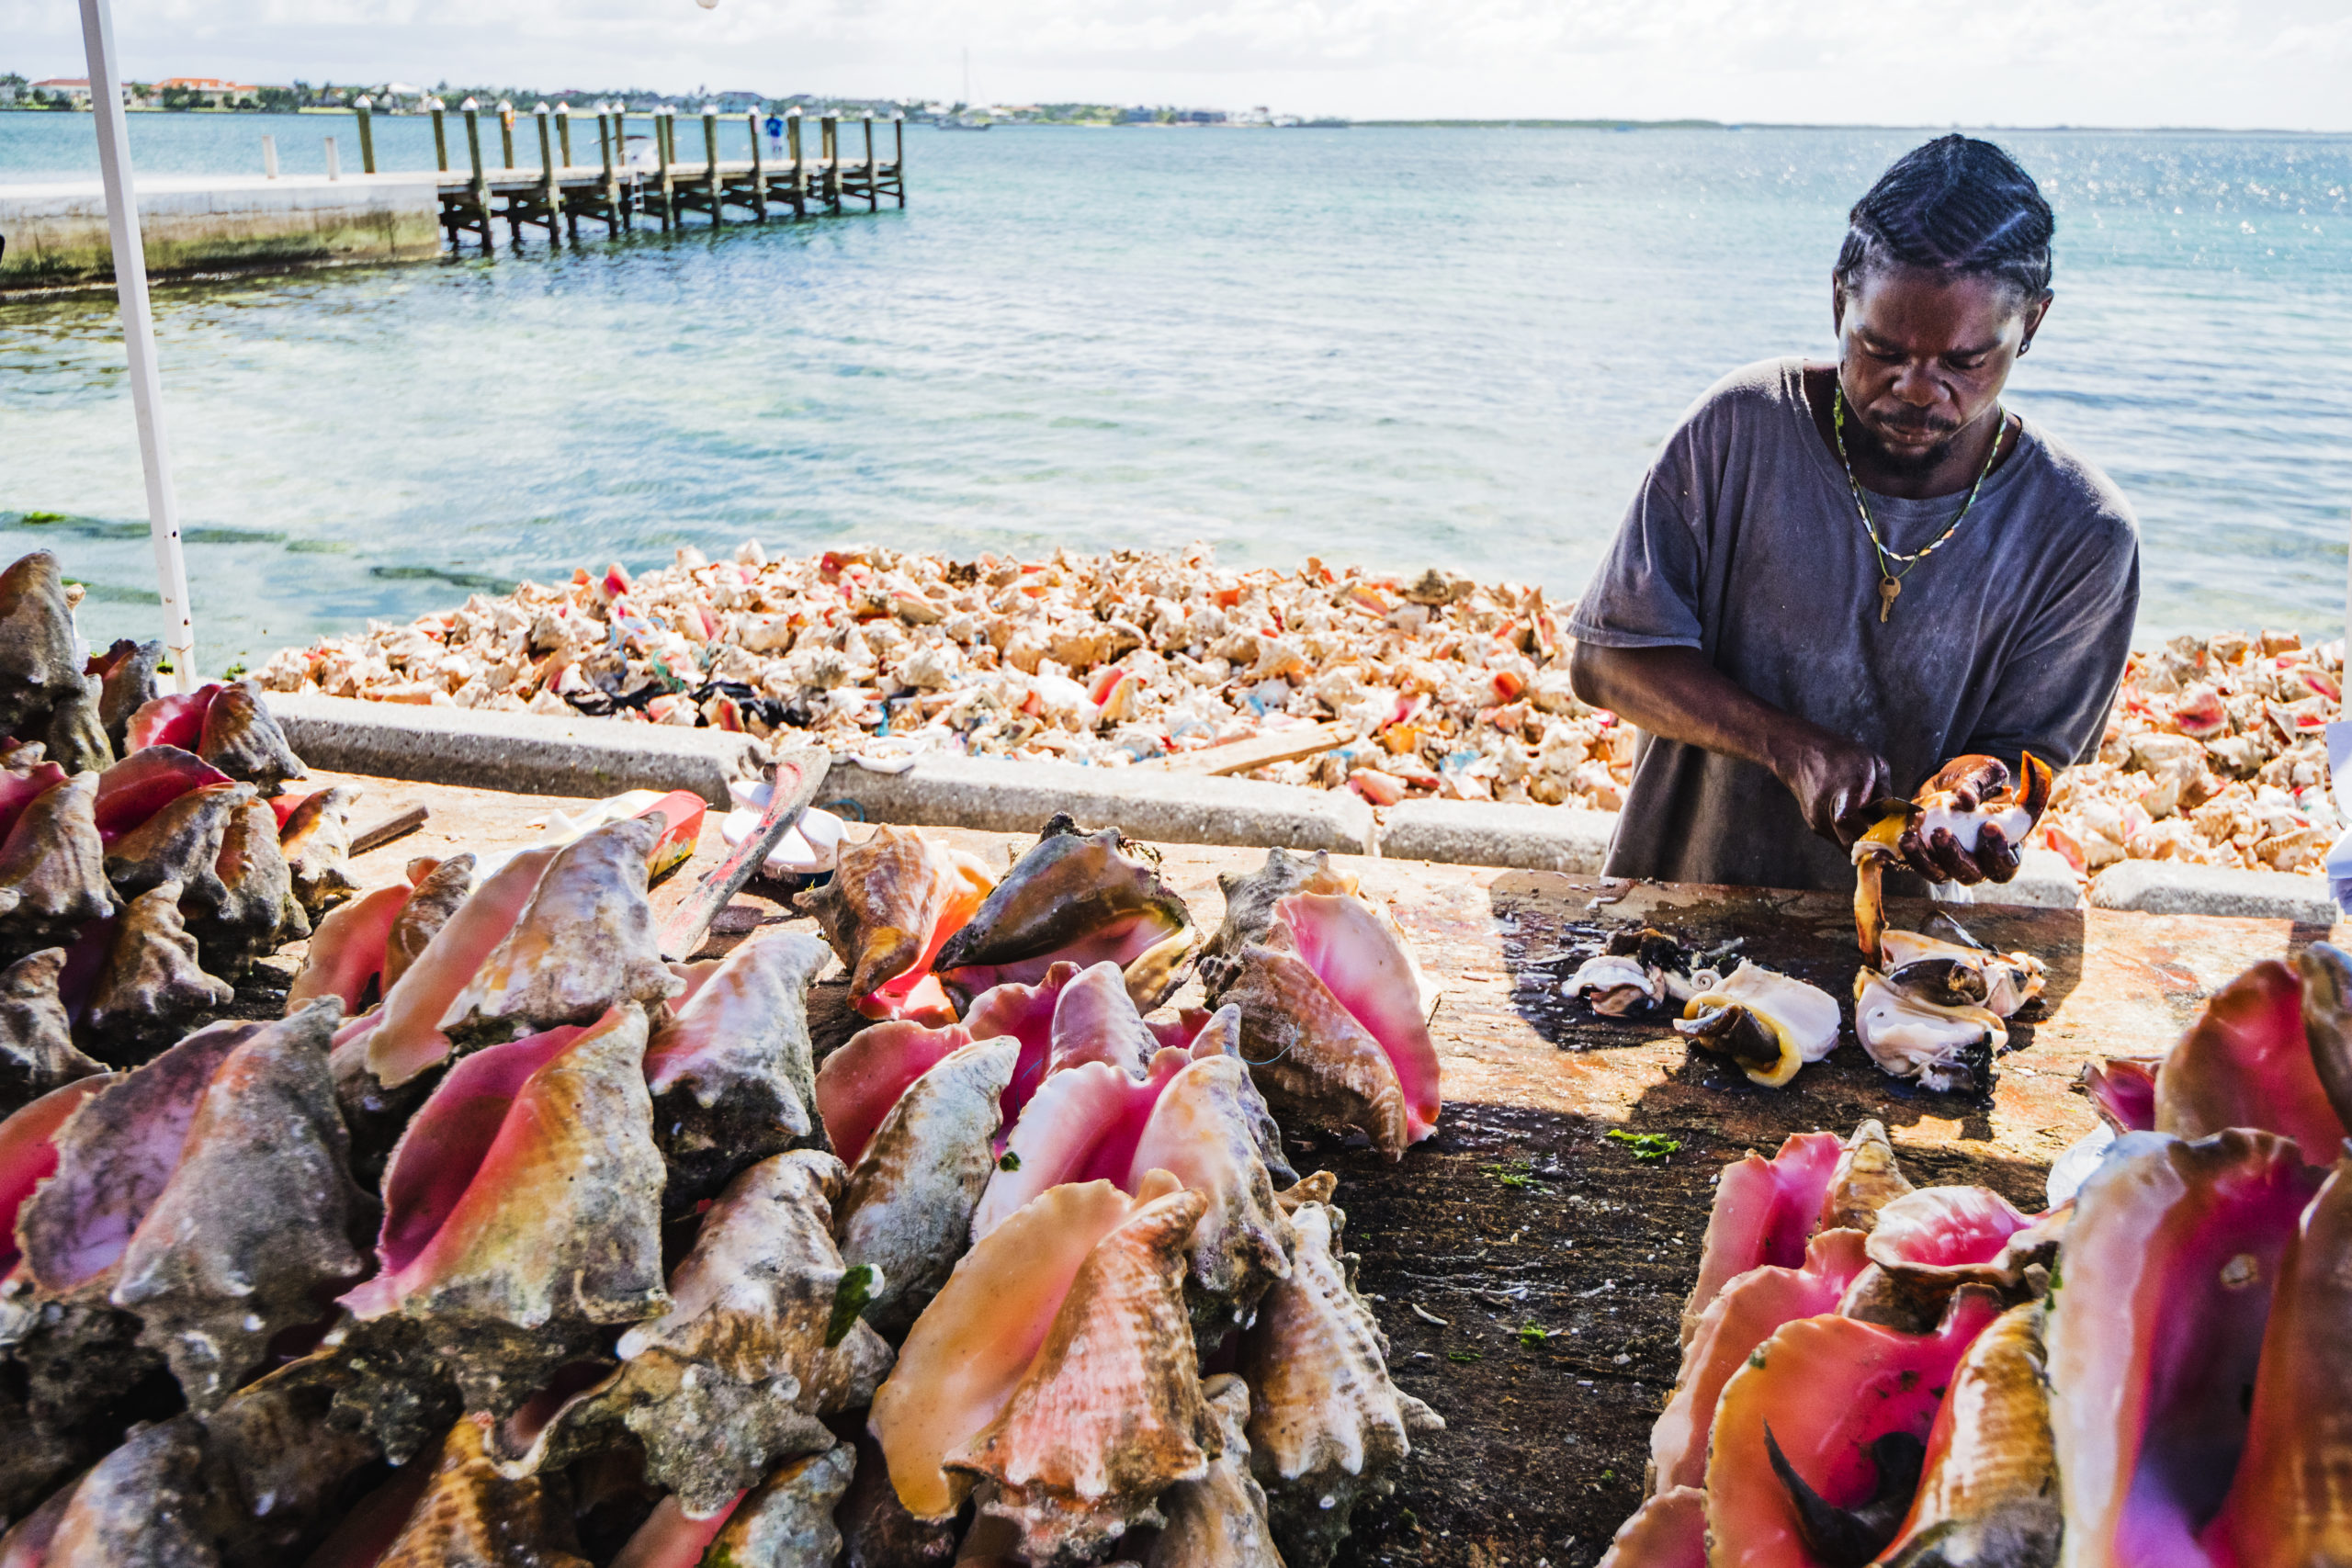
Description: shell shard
0,947,102,1115
82,882,236,1055
374,1416,592,1568
1681,1131,1844,1348
1142,1373,1286,1567
339,1003,671,1417
796,826,996,1021
279,784,361,913
0,553,84,736
441,818,681,1040
1679,961,1841,1089
0,775,113,944
1238,1196,1440,1568
194,679,307,795
934,815,1194,1013
816,1016,978,1169
1855,968,2007,1096
640,928,829,1212
102,777,244,908
365,845,560,1086
2157,958,2348,1164
288,881,414,1017
1877,1302,2060,1568
835,1037,1019,1335
1198,846,1357,998
949,1185,1216,1566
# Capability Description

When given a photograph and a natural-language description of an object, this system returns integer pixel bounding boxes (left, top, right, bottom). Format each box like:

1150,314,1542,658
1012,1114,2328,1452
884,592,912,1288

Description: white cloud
3,0,2345,127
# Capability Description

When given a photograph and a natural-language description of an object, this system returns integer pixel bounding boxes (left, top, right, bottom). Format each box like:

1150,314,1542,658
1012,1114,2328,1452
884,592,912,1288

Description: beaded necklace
1834,385,2006,624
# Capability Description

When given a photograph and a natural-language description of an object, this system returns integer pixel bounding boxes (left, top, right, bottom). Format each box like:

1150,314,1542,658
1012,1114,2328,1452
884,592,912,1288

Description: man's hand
1898,808,2024,886
1768,728,1894,846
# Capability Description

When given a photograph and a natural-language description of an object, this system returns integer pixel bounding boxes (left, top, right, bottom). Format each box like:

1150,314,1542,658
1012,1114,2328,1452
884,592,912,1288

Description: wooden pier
352,98,905,252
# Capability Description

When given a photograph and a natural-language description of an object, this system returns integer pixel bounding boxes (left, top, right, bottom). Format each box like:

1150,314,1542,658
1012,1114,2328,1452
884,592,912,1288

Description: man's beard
1849,406,1962,476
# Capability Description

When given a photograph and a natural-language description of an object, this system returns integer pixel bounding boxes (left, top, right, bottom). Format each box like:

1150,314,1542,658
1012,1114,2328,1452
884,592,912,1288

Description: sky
5,0,2348,130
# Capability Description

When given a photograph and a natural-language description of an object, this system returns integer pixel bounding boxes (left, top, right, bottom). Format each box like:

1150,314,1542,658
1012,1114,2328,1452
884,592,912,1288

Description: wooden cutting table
281,771,2348,1568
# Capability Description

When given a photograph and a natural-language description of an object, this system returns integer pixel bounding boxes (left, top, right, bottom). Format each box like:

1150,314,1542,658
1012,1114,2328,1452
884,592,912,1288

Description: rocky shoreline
256,544,2346,884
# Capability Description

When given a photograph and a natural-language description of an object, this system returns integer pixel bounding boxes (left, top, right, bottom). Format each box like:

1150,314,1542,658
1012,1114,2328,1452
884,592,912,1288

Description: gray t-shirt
1568,356,2140,892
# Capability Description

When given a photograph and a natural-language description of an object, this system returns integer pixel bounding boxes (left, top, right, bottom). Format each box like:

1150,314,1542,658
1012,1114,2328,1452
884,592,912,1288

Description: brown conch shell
950,1184,1217,1565
83,880,236,1055
195,678,307,795
1198,844,1358,997
0,947,102,1113
94,637,163,753
1874,1300,2060,1568
640,926,830,1213
489,1149,892,1518
701,1442,856,1565
836,1426,961,1568
376,1416,591,1568
797,824,997,1021
1127,1053,1298,1344
0,774,113,945
1141,1372,1286,1567
1238,1195,1442,1568
41,672,112,776
188,789,310,969
1817,1117,1915,1234
385,852,473,992
835,1036,1020,1335
0,552,84,736
442,818,681,1037
366,844,560,1088
279,784,361,912
338,1003,670,1420
102,777,245,908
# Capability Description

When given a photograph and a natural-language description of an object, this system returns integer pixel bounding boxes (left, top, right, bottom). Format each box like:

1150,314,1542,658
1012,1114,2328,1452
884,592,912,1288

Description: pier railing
349,97,905,252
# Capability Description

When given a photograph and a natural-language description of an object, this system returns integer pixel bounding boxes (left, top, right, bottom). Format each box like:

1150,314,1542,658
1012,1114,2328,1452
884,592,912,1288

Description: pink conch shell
817,1016,977,1169
2200,1157,2352,1565
1680,1130,1844,1346
2290,942,2352,1140
100,777,244,908
190,787,309,968
1140,1372,1286,1566
1238,1194,1442,1568
340,1003,670,1416
124,682,219,753
278,784,361,912
971,1051,1195,1236
1650,1227,1871,1495
2046,1129,2327,1568
610,1442,854,1568
2081,1055,2160,1134
88,745,227,845
0,947,102,1114
381,853,471,995
439,818,681,1039
1815,1117,1914,1233
194,677,307,794
1274,892,1441,1139
1875,1301,2060,1568
962,960,1080,1126
1045,958,1164,1077
82,880,235,1053
0,774,112,941
639,927,828,1212
1863,1185,2036,1278
2154,959,2347,1164
0,760,69,845
1198,845,1360,997
288,881,414,1017
0,1073,115,1278
835,1037,1020,1334
364,845,558,1086
1703,1286,2002,1568
948,1184,1216,1565
490,1150,891,1518
1597,1486,1707,1568
372,1416,592,1568
796,826,997,1022
1126,1053,1297,1336
872,1173,1187,1522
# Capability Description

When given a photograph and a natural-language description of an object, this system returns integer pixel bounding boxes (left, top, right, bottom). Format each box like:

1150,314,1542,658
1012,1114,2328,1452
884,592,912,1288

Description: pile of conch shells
0,795,1449,1565
1600,942,2352,1568
0,549,368,1112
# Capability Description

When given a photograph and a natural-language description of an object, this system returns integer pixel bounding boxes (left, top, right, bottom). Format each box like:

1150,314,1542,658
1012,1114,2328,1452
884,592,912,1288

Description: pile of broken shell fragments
0,608,1452,1568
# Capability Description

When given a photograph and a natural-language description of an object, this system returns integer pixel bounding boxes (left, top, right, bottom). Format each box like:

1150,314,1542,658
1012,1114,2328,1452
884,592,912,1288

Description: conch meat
796,825,996,1021
1851,753,2052,959
1853,965,2007,1095
1675,961,1840,1088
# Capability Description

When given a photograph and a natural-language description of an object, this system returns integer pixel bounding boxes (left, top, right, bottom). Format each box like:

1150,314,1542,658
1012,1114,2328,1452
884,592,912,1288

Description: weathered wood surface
297,772,2345,1567
1131,718,1351,775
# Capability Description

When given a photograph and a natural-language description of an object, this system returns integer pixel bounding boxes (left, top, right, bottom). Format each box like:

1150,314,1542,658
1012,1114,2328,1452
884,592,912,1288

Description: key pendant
1877,577,1901,624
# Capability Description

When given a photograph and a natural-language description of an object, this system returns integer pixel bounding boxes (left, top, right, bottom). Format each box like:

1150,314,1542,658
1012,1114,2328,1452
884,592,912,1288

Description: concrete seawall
0,173,441,289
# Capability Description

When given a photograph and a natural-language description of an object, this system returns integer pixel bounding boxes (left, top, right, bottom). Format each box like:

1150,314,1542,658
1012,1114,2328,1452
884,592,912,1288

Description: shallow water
2,113,2347,668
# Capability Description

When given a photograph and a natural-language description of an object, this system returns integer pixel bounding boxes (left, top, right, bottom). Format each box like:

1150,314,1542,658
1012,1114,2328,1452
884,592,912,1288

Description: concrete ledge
820,751,1379,856
271,693,767,806
1376,798,1616,873
2088,860,2339,924
1962,847,2085,912
0,173,439,288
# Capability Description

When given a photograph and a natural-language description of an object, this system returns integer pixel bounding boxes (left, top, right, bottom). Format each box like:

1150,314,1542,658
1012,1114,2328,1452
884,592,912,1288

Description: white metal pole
76,0,198,692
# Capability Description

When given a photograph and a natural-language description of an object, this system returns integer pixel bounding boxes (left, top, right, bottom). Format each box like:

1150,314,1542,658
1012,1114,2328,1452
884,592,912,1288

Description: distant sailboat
941,46,989,129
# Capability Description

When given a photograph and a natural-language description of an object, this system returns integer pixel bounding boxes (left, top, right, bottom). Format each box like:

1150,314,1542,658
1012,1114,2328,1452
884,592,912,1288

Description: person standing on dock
1567,135,2140,894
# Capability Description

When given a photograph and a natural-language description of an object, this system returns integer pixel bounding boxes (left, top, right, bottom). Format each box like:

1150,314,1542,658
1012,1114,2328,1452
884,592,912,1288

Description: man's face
1832,264,2051,473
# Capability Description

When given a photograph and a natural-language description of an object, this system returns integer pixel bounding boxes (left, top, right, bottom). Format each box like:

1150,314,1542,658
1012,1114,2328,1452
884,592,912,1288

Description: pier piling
555,104,579,242
261,134,277,179
355,95,378,174
459,97,491,249
862,116,877,211
430,97,448,173
820,116,842,213
498,99,516,175
789,107,808,218
324,136,340,182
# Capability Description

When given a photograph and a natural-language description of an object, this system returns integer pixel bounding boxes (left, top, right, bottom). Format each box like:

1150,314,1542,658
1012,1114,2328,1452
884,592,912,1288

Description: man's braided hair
1836,135,2054,302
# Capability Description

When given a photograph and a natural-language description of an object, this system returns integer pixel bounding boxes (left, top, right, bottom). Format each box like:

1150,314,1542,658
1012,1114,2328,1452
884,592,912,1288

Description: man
1567,135,2138,894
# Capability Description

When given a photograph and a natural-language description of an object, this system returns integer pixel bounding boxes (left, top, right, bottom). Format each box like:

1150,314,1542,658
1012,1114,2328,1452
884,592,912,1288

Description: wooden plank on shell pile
1133,718,1351,775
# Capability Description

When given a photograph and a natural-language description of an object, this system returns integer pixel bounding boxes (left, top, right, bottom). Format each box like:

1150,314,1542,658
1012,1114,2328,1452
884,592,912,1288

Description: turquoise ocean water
1,112,2346,669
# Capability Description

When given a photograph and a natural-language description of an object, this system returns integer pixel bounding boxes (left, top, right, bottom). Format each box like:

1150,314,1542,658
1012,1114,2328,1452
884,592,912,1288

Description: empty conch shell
834,1427,961,1568
279,784,360,912
339,1004,670,1418
0,553,84,737
1676,961,1840,1088
640,927,828,1212
835,1037,1019,1335
441,818,681,1040
2047,1129,2325,1568
1651,1227,1871,1495
1872,1301,2059,1568
89,743,229,843
1851,753,2053,958
0,774,113,944
1196,845,1357,997
0,948,101,1114
92,637,162,753
40,673,111,776
872,1174,1186,1523
1854,967,2007,1095
1816,1119,1914,1234
383,853,470,992
817,1016,978,1168
194,678,307,794
189,788,309,969
935,814,1196,1013
613,1441,856,1568
797,826,996,1021
958,960,1078,1124
81,881,234,1053
288,879,414,1016
1598,1486,1706,1568
1238,1195,1442,1568
1838,1186,2060,1330
491,1151,891,1518
2294,942,2352,1139
102,777,244,908
364,845,559,1086
1140,1372,1285,1566
374,1416,591,1568
1681,1131,1842,1347
2154,957,2349,1163
0,759,68,843
1877,927,2045,1018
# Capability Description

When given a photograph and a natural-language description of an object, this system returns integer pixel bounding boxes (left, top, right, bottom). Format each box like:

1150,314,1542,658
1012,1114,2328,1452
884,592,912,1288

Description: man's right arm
1568,643,1894,846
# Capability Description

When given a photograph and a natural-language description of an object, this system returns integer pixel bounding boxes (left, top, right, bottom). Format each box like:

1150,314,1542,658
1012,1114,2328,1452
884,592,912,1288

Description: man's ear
2020,290,2053,350
1830,271,1848,337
